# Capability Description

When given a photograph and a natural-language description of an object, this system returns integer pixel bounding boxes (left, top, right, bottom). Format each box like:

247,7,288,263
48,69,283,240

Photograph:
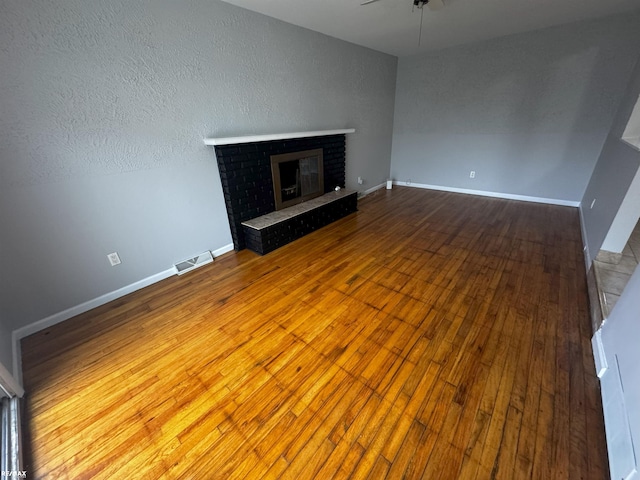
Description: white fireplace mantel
204,128,355,146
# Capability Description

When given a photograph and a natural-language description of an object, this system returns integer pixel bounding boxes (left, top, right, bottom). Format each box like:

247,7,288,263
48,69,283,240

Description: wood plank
21,187,609,480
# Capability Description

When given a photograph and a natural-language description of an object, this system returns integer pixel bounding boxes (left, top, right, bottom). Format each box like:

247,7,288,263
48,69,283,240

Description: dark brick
214,135,348,250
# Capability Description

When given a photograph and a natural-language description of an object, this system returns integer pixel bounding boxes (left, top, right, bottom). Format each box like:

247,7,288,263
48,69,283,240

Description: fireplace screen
271,149,324,210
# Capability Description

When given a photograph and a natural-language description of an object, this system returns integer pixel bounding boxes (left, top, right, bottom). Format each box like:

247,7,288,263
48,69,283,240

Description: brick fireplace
207,130,355,251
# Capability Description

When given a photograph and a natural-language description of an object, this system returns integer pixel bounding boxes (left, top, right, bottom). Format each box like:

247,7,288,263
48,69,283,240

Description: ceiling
220,0,640,57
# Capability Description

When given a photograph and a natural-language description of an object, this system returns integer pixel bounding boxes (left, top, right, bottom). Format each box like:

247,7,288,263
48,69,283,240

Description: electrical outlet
357,176,363,185
470,171,476,179
107,252,121,266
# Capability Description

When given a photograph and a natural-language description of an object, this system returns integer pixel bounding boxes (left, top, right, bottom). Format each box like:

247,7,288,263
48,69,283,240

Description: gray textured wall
581,56,640,264
390,14,640,202
0,0,397,331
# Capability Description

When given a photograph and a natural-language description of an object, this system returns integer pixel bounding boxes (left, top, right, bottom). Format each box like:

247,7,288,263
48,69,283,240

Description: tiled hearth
242,189,357,255
593,220,640,320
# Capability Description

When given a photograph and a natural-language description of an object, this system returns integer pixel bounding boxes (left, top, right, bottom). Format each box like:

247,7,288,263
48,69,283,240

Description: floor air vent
174,251,214,275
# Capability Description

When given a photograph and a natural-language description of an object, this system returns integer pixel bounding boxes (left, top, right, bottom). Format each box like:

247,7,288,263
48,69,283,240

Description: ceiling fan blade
427,0,444,10
360,0,381,5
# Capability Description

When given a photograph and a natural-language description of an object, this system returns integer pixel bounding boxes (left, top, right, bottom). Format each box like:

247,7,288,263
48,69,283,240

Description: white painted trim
204,129,356,146
621,137,640,152
11,246,237,384
394,181,581,207
362,182,386,196
13,268,176,342
212,242,234,257
11,331,22,389
578,204,592,270
592,329,608,377
0,356,24,398
600,356,638,479
621,93,640,151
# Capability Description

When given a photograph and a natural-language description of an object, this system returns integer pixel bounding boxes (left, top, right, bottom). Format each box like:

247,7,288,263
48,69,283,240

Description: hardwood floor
21,187,608,479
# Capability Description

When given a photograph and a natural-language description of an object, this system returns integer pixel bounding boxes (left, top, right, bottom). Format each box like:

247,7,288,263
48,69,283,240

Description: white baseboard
11,243,236,385
11,330,23,390
394,181,581,207
212,243,234,257
362,182,386,196
592,329,608,377
578,205,592,270
13,268,175,343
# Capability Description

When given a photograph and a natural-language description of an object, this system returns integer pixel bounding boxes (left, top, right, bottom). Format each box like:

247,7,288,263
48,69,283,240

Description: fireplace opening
271,148,324,210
